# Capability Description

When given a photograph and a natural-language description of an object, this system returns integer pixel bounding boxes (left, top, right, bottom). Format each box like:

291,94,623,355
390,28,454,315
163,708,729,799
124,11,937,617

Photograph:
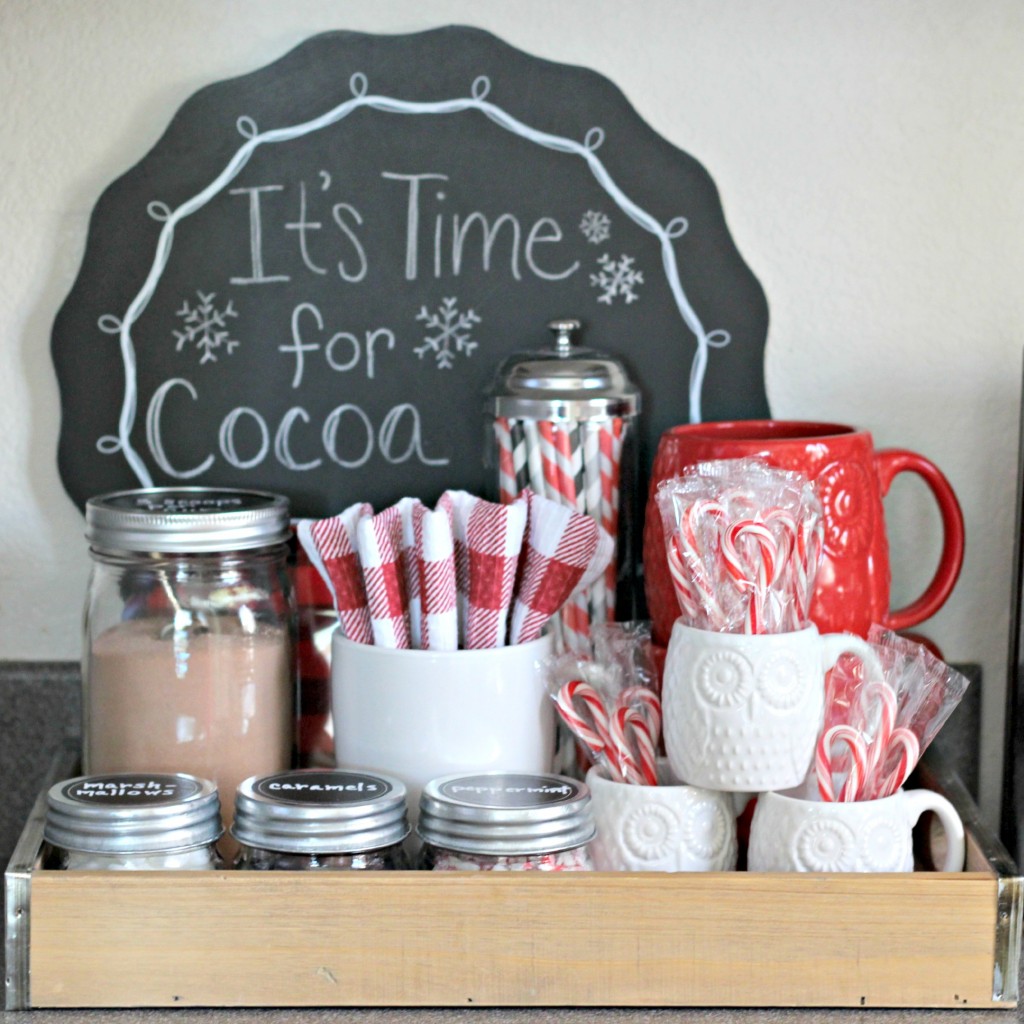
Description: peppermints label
438,773,582,809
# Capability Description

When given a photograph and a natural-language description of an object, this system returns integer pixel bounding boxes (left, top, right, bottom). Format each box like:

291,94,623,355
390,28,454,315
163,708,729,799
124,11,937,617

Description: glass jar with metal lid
82,486,296,832
231,769,410,870
488,318,641,634
417,771,595,871
42,772,223,870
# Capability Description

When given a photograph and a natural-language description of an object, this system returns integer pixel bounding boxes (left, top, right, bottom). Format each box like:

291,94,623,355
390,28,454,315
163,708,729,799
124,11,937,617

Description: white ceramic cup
585,760,738,871
747,787,965,872
662,620,882,793
331,631,555,821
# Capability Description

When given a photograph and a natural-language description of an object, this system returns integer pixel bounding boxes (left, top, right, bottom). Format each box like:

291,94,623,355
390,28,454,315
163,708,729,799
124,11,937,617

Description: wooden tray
5,744,1021,1010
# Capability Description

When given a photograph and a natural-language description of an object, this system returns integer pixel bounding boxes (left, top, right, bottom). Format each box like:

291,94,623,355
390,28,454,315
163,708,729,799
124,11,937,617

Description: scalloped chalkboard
52,26,769,517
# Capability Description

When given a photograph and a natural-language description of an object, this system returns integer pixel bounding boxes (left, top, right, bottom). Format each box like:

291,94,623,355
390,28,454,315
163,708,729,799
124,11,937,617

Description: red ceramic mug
643,420,964,646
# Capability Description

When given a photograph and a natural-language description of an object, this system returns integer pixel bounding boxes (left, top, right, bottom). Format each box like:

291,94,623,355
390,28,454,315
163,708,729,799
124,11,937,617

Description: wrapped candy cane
816,724,868,803
656,459,823,634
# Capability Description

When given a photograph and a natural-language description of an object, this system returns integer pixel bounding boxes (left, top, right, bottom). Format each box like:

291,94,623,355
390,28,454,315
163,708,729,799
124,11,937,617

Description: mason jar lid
231,770,410,854
417,771,595,856
44,773,222,855
85,487,291,553
490,318,640,421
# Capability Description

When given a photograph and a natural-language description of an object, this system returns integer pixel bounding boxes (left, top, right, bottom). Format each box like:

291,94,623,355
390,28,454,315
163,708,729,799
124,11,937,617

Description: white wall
2,0,1022,824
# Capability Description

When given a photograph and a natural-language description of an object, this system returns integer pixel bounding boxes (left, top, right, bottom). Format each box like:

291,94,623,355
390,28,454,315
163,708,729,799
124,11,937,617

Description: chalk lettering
274,407,322,472
146,378,215,479
219,407,269,470
331,202,368,282
525,217,579,280
381,171,449,280
285,181,326,276
228,185,291,285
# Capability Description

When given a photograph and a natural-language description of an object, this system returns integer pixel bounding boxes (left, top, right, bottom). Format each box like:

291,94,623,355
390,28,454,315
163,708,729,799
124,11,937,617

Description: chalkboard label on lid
52,26,769,516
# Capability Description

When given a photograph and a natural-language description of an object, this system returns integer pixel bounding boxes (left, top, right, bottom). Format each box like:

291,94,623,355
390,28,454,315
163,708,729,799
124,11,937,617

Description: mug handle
819,633,885,681
874,449,965,632
902,788,965,872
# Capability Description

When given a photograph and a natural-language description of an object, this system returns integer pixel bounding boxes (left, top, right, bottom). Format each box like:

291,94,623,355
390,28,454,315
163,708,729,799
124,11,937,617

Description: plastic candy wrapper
656,458,824,634
814,627,970,802
546,622,662,786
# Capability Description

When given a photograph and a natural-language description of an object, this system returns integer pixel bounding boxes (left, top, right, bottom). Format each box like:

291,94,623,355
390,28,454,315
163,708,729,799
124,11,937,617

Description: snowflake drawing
590,253,644,304
415,297,481,368
173,291,239,364
579,210,611,245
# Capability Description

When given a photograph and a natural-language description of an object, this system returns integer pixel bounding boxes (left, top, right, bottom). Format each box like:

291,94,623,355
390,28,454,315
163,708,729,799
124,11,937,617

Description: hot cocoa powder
86,617,293,827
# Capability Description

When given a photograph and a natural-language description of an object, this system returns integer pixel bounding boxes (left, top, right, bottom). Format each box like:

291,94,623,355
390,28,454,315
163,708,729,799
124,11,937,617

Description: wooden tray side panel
28,871,999,1009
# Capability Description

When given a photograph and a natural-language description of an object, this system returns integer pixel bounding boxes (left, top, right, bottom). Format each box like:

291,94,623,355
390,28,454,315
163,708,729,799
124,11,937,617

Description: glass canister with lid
231,769,410,870
42,772,223,870
417,771,595,871
489,318,641,646
82,486,296,830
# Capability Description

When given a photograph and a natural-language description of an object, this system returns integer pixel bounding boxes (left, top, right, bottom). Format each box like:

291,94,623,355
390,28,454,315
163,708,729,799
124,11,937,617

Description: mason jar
417,771,595,871
82,487,296,830
43,772,223,870
231,769,410,870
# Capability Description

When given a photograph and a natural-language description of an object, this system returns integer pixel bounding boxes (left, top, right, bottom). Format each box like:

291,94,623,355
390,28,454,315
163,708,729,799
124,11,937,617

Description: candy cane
816,724,869,802
673,500,727,628
554,680,622,781
618,685,662,748
764,507,798,630
722,519,778,634
610,704,658,786
858,679,898,798
667,533,701,621
873,728,921,799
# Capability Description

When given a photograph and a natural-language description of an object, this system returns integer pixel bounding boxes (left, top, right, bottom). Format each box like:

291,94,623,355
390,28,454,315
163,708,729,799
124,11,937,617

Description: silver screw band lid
417,771,595,856
44,773,222,854
85,487,290,553
490,319,640,421
231,770,410,854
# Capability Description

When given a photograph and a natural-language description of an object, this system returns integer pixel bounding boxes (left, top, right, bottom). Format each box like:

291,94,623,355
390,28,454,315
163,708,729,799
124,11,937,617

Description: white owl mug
662,620,882,793
747,788,965,872
585,760,739,872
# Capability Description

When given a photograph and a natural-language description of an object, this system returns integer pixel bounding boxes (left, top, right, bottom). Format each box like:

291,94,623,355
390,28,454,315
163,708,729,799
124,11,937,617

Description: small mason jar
43,772,222,870
417,771,595,871
82,487,296,830
231,769,410,870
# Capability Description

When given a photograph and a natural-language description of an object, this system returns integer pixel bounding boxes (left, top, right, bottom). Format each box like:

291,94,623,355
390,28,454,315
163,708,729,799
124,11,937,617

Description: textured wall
1,0,1022,823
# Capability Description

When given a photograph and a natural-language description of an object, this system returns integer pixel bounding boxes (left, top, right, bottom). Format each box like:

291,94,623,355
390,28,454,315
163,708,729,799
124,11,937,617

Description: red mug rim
661,420,861,442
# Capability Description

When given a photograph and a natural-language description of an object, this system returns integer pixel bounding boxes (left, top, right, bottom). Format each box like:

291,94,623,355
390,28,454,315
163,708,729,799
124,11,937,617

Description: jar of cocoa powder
43,772,223,870
417,771,595,871
231,769,410,870
82,487,296,832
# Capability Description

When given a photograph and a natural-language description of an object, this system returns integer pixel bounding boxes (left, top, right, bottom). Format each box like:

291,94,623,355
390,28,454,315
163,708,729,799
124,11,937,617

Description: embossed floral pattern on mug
748,788,964,873
586,763,737,872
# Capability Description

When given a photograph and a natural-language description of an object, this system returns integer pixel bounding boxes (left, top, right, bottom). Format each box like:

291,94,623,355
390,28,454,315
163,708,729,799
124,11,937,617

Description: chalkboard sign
53,26,769,517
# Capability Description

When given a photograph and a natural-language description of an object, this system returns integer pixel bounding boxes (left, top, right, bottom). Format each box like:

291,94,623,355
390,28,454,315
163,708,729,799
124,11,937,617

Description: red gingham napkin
418,505,459,650
510,488,614,646
439,490,472,648
296,503,373,645
444,490,528,649
356,504,411,649
397,498,425,648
